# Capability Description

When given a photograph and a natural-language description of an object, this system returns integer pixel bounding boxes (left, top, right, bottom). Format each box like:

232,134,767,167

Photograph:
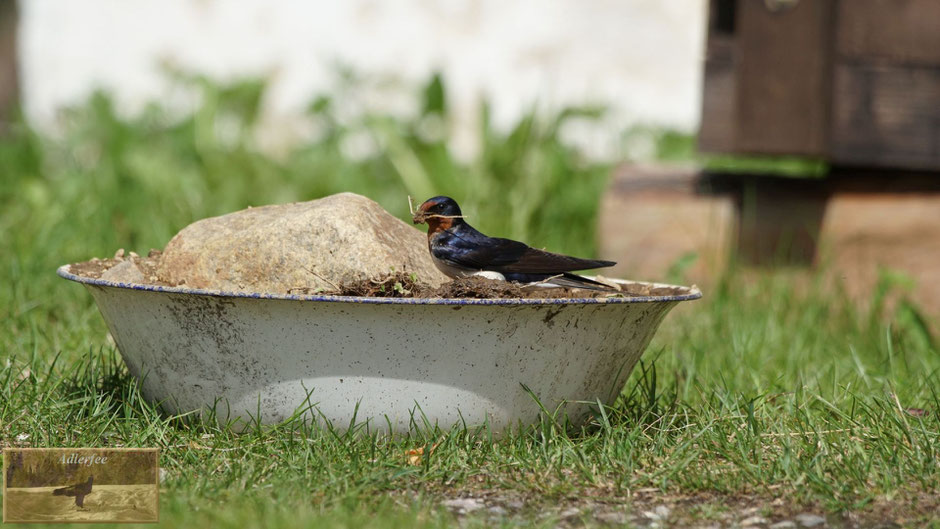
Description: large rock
157,192,448,293
101,258,146,284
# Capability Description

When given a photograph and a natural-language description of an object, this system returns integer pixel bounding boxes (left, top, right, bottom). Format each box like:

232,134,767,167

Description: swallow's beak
412,205,429,224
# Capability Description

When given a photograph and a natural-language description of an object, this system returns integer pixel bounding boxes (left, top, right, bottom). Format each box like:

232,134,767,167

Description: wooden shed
699,0,940,171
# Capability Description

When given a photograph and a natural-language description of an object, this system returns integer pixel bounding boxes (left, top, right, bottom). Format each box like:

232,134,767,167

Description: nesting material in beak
409,195,428,224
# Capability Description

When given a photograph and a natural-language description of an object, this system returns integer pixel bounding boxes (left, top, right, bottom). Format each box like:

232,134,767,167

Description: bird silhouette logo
52,475,94,509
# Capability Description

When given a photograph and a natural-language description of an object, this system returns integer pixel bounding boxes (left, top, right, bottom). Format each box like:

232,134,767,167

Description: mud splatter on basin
58,264,701,434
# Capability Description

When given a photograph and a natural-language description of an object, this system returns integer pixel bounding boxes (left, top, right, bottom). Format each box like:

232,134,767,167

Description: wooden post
734,0,835,156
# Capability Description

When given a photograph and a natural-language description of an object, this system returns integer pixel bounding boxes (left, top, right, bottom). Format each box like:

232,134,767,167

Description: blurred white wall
19,0,706,157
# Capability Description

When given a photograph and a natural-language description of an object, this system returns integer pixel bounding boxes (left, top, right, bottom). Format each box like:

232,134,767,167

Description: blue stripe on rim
57,265,702,306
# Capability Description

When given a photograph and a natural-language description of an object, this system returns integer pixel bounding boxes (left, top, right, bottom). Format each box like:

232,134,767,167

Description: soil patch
400,478,940,528
298,274,690,299
68,254,690,300
301,275,555,299
68,250,170,286
289,274,626,299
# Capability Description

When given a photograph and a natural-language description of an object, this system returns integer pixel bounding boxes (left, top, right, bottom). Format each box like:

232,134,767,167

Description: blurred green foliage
0,72,611,271
622,126,828,177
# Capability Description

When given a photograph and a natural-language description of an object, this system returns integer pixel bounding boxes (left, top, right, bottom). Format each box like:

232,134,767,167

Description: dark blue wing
431,226,528,270
433,223,615,273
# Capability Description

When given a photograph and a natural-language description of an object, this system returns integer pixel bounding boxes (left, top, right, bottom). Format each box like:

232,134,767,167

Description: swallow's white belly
430,255,506,281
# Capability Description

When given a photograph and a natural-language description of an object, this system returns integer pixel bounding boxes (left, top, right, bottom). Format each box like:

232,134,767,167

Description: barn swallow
412,196,617,291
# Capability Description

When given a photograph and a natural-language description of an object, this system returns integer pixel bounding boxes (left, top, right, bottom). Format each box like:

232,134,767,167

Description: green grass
1,75,938,528
622,126,829,177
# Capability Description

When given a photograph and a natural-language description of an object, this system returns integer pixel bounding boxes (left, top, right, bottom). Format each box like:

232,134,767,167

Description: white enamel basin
58,264,700,434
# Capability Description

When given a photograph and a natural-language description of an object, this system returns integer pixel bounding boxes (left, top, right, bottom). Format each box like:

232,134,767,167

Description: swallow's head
412,196,462,227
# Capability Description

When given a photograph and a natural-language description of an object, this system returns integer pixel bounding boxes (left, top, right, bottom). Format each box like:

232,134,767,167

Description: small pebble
795,513,826,527
487,506,507,516
129,251,139,258
442,498,484,513
559,507,581,519
596,511,628,524
114,248,125,259
643,505,671,521
742,515,769,527
770,521,797,529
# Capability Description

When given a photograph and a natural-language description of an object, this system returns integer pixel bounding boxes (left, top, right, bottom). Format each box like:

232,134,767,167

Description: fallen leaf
405,441,440,466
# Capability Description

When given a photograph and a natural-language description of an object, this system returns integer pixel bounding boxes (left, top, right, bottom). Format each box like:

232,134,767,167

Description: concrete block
599,164,940,316
820,192,940,314
598,164,734,287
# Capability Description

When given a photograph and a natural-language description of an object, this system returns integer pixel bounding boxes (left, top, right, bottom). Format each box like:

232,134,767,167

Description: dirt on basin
68,253,690,300
279,273,679,299
298,274,555,299
68,250,172,286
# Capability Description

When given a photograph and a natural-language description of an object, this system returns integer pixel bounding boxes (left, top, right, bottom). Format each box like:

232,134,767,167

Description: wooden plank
699,0,739,154
734,0,834,156
698,35,737,153
836,0,940,66
830,63,940,171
